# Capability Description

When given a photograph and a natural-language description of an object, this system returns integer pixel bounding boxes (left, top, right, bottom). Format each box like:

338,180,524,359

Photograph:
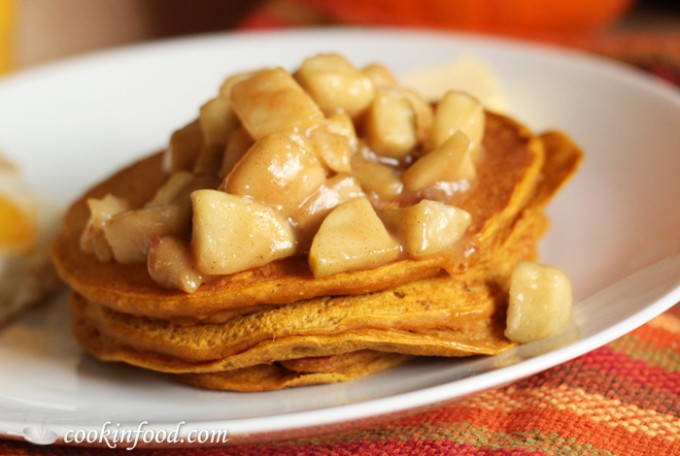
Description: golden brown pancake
53,101,582,390
52,113,563,322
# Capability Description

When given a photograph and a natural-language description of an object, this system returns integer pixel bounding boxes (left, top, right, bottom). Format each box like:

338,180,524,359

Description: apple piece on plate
309,197,400,278
505,261,574,343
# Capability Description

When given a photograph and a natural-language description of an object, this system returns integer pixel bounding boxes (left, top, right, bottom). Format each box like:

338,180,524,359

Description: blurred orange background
2,0,680,75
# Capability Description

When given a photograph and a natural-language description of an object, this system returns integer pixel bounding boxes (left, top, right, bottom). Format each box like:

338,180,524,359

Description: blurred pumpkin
303,0,636,34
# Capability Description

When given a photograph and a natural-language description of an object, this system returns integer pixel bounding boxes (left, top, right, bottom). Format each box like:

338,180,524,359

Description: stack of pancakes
51,105,581,390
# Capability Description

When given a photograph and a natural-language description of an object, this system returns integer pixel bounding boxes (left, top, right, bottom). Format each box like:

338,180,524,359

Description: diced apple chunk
431,90,485,149
402,89,434,144
402,131,475,192
146,171,195,207
307,120,354,174
218,72,254,99
364,89,417,159
80,194,131,262
219,127,254,179
295,54,375,117
383,200,471,258
103,204,191,264
167,120,204,172
505,261,573,343
294,174,365,248
309,197,400,278
230,68,324,139
362,63,398,88
351,156,403,201
191,190,296,275
148,236,204,293
199,97,238,147
224,133,326,215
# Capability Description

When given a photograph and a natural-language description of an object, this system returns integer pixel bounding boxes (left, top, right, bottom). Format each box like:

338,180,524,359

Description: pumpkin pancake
52,113,561,321
67,167,557,380
52,54,583,391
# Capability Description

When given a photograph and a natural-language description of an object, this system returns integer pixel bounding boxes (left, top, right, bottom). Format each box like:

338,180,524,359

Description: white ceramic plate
0,29,679,447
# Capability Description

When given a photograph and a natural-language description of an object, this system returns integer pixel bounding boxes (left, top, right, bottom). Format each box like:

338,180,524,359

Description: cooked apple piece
304,112,359,174
191,189,296,275
309,197,400,278
505,261,573,343
402,131,475,192
167,120,204,172
219,127,254,179
382,200,471,258
218,72,254,99
362,63,398,88
431,90,485,150
295,174,365,248
148,236,204,293
364,89,417,159
230,68,324,140
200,97,239,147
325,112,359,150
224,133,326,215
103,203,191,264
351,156,403,202
146,171,195,207
402,89,434,144
80,194,131,262
295,54,375,117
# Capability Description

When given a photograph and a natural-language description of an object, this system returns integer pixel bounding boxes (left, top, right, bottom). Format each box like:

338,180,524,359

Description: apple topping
351,154,403,203
147,235,204,293
295,54,375,117
167,120,203,173
103,203,191,264
80,194,131,262
223,133,326,216
218,127,254,179
230,67,324,140
431,90,485,151
505,262,573,343
191,189,296,275
81,54,496,292
402,131,475,193
306,114,357,174
294,174,365,249
381,200,471,258
309,197,400,278
362,63,399,89
364,88,417,159
199,97,239,148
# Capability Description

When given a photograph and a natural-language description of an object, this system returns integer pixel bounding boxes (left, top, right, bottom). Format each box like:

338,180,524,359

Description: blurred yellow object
0,0,14,74
0,194,36,249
